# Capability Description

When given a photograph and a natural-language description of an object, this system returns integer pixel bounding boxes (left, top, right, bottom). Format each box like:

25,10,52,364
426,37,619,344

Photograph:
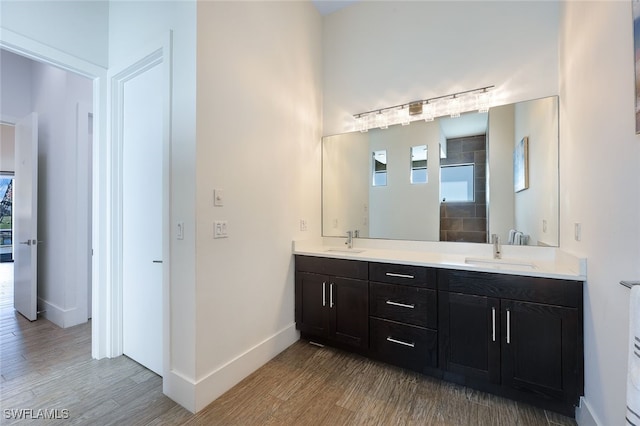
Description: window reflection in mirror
441,164,474,202
410,145,427,184
372,150,387,186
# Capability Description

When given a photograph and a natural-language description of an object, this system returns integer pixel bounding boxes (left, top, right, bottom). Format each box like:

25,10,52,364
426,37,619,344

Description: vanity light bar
353,85,495,132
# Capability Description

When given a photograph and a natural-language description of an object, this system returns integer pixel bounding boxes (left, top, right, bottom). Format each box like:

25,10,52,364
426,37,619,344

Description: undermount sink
464,257,536,269
325,248,366,254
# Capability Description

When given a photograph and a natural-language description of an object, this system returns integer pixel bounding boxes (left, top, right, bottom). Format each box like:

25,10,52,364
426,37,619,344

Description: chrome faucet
345,230,353,249
491,234,502,259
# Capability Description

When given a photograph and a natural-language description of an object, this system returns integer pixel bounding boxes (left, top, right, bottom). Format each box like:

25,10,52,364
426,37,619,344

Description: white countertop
293,238,586,281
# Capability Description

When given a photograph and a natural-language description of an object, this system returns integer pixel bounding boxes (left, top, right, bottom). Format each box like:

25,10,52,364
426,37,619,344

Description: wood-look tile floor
0,262,576,425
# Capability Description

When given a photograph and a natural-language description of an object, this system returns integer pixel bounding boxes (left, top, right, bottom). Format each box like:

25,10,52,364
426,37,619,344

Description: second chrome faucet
491,234,502,259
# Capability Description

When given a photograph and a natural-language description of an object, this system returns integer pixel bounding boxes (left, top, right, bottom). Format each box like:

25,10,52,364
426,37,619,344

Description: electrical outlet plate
214,220,228,238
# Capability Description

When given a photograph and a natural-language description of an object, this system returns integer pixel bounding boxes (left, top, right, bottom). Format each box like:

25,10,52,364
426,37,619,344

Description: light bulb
400,107,411,126
422,102,435,122
476,90,492,113
376,111,388,129
448,96,461,118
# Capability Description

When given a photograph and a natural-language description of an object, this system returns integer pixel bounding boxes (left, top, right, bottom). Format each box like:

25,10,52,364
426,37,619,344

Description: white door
13,113,38,321
122,62,163,375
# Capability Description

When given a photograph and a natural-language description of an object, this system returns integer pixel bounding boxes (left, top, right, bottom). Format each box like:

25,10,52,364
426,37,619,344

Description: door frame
1,28,172,376
0,29,111,358
108,37,172,373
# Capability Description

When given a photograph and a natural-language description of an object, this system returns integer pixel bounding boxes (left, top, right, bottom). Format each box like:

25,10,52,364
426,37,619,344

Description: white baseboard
164,369,197,413
193,323,299,412
576,397,600,426
37,297,82,328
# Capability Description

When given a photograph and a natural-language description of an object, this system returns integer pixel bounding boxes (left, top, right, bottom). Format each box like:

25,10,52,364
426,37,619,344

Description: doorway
0,173,14,263
1,30,171,381
0,48,94,327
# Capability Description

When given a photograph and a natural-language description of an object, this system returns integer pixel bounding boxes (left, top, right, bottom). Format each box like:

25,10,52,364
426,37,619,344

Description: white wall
0,50,32,123
323,1,560,136
369,121,440,241
514,97,559,246
488,104,515,243
195,0,322,411
0,1,109,68
108,0,197,410
31,61,93,328
559,2,640,425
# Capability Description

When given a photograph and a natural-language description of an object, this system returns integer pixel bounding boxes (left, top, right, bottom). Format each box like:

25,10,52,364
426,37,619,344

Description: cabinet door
295,272,329,338
501,300,578,403
329,277,369,350
439,291,500,383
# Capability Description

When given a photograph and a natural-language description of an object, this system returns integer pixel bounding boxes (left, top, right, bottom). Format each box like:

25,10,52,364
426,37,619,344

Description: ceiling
439,112,489,140
312,0,359,16
309,0,488,140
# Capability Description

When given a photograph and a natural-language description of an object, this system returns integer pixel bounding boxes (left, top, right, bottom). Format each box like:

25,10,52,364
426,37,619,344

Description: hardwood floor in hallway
0,262,576,425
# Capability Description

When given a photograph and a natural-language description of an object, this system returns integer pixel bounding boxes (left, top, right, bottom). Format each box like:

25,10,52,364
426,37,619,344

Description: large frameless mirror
322,96,559,247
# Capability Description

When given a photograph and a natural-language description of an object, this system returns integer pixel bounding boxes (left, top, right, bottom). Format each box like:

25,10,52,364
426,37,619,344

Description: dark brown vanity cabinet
295,256,369,351
368,263,438,373
438,269,583,415
294,255,584,416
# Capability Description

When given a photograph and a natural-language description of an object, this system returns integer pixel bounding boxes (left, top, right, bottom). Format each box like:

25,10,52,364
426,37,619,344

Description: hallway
0,262,190,424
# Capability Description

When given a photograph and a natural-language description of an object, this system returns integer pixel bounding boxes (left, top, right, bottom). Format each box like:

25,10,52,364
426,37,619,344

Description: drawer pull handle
386,337,415,348
386,300,415,309
330,283,334,308
322,282,326,307
506,308,511,344
385,272,415,279
491,307,496,342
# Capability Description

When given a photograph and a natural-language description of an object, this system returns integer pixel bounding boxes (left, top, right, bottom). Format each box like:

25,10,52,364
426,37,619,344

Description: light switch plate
214,189,224,207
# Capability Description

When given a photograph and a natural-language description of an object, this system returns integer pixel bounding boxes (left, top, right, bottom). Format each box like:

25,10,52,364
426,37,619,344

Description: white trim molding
576,397,600,426
193,324,299,412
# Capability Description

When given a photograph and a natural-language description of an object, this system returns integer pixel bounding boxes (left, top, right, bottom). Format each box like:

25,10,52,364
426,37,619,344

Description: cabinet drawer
370,282,437,329
370,318,437,371
369,263,435,288
295,255,368,280
438,269,583,308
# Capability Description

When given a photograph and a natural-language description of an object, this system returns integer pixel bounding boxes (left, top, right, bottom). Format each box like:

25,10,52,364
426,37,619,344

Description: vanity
293,243,585,416
302,93,584,415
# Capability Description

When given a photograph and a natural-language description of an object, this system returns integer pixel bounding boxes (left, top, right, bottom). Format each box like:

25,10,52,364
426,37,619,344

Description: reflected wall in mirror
322,96,559,247
410,145,428,184
372,150,387,186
